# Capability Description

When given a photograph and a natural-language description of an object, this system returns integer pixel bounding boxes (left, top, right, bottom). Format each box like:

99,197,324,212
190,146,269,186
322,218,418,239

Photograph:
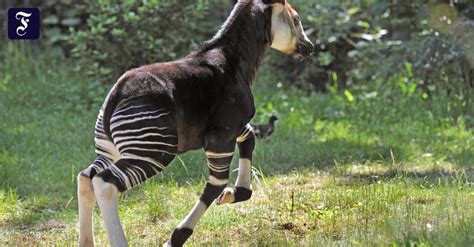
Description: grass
0,43,473,246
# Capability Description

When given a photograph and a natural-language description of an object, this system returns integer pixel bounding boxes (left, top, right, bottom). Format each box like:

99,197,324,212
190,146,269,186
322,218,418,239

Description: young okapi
77,0,313,246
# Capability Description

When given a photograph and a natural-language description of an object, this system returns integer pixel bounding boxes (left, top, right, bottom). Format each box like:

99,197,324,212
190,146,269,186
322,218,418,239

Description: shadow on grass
155,136,406,185
252,135,406,176
390,218,474,247
449,148,474,168
0,186,74,232
338,166,473,187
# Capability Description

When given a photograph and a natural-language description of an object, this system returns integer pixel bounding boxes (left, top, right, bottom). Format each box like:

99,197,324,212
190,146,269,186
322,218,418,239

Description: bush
67,0,225,84
65,0,473,106
271,0,473,94
35,0,88,46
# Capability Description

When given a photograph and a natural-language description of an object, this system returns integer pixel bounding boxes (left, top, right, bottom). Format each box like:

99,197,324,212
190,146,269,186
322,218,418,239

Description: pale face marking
270,2,313,55
271,4,297,53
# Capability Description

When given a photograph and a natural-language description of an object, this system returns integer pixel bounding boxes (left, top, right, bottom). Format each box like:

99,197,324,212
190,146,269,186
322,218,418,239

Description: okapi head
265,0,314,57
229,0,314,58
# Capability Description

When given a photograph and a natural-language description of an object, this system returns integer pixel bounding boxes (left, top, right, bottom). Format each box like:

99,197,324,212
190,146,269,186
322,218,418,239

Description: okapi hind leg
77,169,96,247
96,101,177,246
216,124,255,205
78,156,115,247
92,153,176,247
166,147,234,247
92,175,127,247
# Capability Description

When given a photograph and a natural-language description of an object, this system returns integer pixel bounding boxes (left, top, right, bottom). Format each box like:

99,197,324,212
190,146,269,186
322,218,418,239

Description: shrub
67,0,224,84
271,0,473,93
35,0,88,46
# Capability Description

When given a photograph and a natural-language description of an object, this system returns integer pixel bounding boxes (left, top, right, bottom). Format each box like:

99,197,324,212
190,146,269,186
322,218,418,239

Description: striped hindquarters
91,101,178,191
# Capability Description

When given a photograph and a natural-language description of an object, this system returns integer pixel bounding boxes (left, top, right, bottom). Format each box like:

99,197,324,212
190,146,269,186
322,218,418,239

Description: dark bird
252,115,279,139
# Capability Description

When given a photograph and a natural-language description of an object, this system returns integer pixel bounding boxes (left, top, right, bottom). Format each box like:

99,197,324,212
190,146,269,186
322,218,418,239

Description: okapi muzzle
296,38,314,58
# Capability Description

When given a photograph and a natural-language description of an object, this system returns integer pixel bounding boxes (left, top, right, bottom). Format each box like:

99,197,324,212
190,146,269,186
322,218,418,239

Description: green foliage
252,77,473,169
270,0,473,97
67,0,221,83
59,0,474,103
36,0,87,44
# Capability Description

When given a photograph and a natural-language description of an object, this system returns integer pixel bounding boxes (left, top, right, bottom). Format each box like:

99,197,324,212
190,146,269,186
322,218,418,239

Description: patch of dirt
277,222,296,230
275,222,306,236
36,220,67,231
275,173,327,189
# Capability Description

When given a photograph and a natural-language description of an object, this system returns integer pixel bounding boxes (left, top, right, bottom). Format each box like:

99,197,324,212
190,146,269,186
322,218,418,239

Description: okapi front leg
166,148,233,247
216,124,255,205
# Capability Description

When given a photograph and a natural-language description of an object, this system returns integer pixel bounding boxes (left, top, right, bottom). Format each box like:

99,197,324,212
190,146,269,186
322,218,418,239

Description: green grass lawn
1,44,473,246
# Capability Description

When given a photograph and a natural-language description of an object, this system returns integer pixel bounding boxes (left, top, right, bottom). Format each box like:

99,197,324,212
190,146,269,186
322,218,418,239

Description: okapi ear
262,0,286,5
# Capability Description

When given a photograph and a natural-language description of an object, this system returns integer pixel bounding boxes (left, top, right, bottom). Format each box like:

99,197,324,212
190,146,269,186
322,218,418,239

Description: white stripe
95,134,107,140
237,129,251,142
121,147,176,156
126,168,140,188
111,109,163,124
131,165,149,180
95,132,108,139
208,165,230,173
208,175,228,186
116,140,177,150
90,163,105,174
207,160,230,172
122,169,135,188
95,149,116,161
110,112,170,130
146,163,160,174
108,165,125,185
109,165,130,189
113,132,176,143
112,126,169,138
95,159,109,169
121,154,165,170
119,168,133,190
95,138,120,161
237,124,253,142
146,72,163,84
205,151,234,159
112,104,151,117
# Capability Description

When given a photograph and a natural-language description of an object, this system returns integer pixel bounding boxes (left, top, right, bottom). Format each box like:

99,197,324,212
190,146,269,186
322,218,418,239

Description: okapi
77,0,314,246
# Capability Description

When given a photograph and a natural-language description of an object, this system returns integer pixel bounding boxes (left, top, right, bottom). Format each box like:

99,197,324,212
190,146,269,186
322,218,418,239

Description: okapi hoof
164,227,193,247
215,188,235,205
215,187,252,205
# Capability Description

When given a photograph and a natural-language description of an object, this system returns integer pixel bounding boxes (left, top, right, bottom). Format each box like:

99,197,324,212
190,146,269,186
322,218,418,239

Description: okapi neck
201,3,272,86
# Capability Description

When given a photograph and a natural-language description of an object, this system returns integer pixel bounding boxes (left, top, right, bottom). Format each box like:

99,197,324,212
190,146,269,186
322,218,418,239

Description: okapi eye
293,17,300,26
